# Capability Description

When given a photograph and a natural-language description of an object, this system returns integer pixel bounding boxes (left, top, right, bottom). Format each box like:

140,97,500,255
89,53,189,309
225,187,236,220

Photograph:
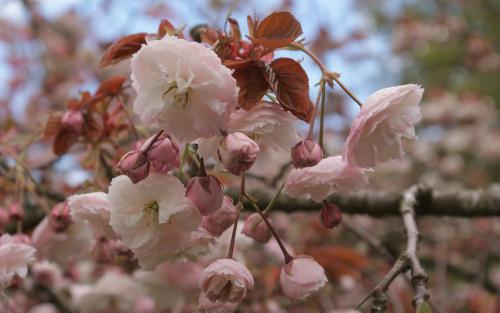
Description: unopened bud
142,133,179,173
320,202,342,228
241,213,272,243
218,132,259,175
49,202,72,232
186,175,224,216
202,196,238,237
62,110,84,135
291,139,323,168
8,203,24,221
118,150,150,183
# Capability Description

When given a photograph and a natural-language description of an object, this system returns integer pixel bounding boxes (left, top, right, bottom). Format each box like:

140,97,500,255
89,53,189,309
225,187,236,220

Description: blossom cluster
0,11,424,313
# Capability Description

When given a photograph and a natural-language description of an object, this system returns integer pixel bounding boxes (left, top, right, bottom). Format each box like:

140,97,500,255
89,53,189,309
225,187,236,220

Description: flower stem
262,174,288,215
289,41,363,108
176,144,189,180
199,157,207,176
307,80,324,140
244,193,294,263
116,95,140,140
228,173,246,259
331,76,363,108
318,81,326,150
142,130,164,154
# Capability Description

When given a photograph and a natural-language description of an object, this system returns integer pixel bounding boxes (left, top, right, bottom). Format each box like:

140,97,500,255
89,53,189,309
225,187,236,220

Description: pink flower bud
241,213,272,244
186,175,224,216
48,202,72,233
200,258,254,303
280,255,328,300
218,132,260,175
202,196,238,237
8,202,24,221
291,139,323,168
320,202,342,228
62,110,84,135
117,150,150,184
142,133,180,173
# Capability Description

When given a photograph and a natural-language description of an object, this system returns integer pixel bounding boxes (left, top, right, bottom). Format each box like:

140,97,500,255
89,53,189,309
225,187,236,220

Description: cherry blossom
280,255,328,300
131,36,237,142
343,84,423,168
200,258,254,304
0,234,36,288
284,156,368,202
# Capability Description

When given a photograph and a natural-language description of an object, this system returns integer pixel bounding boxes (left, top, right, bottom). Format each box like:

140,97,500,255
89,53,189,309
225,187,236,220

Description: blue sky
0,0,400,105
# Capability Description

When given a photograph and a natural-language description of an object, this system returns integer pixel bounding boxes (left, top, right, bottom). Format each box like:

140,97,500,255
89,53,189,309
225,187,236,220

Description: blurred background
0,0,499,312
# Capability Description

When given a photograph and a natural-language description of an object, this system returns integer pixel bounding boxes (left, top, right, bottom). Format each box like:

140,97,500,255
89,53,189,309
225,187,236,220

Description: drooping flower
200,258,254,304
284,156,368,202
0,234,36,288
279,255,328,300
218,132,260,175
108,173,206,270
342,84,423,168
68,192,116,239
131,35,238,142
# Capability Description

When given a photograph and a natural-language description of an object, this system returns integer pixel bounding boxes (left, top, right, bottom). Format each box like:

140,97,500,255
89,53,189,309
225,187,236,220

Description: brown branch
356,186,431,312
400,186,430,308
245,184,500,217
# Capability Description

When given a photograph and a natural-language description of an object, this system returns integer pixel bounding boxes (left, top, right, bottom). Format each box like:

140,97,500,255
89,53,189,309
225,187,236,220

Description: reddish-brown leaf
247,15,257,38
253,12,302,49
83,111,104,141
53,128,77,156
233,63,269,109
224,59,254,70
267,58,314,121
95,76,127,97
99,33,147,68
157,19,178,38
309,246,370,280
227,18,241,40
43,112,63,140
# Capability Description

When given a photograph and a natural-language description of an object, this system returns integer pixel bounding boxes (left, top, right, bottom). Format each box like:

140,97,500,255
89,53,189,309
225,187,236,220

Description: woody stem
290,42,363,108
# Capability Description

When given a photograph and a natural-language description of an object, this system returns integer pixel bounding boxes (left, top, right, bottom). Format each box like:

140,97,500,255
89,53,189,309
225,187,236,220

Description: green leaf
416,301,432,313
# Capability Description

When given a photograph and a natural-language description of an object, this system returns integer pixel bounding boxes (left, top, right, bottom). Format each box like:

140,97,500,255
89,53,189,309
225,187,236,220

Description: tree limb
248,184,500,217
